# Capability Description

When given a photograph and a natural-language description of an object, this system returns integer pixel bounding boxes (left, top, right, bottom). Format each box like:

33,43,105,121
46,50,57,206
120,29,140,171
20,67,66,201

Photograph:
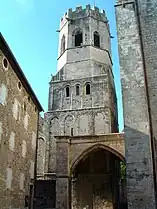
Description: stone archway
55,134,125,209
71,145,124,209
71,143,125,173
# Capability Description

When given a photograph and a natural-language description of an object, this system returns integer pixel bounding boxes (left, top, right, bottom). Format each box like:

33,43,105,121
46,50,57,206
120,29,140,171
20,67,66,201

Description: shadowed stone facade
116,0,157,208
0,33,43,209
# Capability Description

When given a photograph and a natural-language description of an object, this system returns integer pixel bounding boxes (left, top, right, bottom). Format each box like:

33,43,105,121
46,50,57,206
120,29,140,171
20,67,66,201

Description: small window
94,31,100,48
2,57,9,70
86,83,90,95
75,30,83,47
6,167,12,189
20,173,25,191
66,86,70,97
23,102,27,112
18,81,22,90
61,35,65,54
22,140,27,158
9,132,15,151
0,84,7,105
71,128,73,136
28,96,31,102
76,85,80,96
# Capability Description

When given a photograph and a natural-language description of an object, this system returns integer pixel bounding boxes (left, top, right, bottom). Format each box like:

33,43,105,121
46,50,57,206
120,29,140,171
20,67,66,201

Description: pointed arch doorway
70,145,125,209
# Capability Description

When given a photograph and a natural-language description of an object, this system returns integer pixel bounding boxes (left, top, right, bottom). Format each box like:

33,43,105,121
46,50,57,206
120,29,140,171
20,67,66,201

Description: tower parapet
60,5,108,29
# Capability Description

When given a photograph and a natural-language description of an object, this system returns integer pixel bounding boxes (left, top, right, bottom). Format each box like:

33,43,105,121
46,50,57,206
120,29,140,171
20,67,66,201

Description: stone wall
0,49,39,209
136,0,157,186
115,1,156,208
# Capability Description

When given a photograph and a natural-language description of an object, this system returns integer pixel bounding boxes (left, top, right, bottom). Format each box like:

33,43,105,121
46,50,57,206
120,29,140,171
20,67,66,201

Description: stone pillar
137,0,157,186
56,177,69,209
56,138,70,209
115,1,156,209
71,179,77,209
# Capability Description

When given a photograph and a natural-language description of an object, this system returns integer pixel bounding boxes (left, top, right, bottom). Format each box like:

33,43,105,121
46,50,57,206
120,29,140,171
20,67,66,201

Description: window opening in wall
75,30,83,47
94,31,100,48
71,128,73,136
86,83,90,95
2,57,9,69
25,196,29,207
0,84,7,105
23,102,27,112
28,96,31,102
18,81,22,90
66,86,70,97
76,85,80,96
61,35,65,54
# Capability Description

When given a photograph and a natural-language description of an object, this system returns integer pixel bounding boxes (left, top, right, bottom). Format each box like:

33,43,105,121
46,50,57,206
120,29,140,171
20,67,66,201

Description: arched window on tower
86,83,90,95
75,30,83,47
61,35,65,54
65,86,70,97
94,31,100,48
76,85,80,96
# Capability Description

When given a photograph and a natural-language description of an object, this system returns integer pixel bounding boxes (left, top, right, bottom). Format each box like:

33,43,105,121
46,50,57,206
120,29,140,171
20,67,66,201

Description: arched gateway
55,133,125,209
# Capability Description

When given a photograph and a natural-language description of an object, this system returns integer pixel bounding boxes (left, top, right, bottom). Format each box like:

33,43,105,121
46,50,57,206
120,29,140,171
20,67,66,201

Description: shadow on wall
124,125,156,208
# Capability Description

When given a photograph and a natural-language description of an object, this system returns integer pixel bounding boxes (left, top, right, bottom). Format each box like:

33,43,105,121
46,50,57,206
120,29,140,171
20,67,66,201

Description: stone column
56,137,70,209
56,177,69,209
115,1,156,208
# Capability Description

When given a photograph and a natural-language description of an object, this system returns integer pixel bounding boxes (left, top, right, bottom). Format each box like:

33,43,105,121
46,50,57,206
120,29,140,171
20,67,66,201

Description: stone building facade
0,33,43,209
116,0,157,208
36,5,125,209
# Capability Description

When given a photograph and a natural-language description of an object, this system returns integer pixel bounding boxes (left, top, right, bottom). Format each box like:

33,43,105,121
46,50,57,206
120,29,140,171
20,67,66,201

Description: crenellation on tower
60,5,108,29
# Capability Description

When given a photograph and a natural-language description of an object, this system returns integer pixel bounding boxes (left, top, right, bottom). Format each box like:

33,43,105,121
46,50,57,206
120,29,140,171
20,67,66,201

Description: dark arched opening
65,86,70,97
86,83,90,95
71,147,127,209
75,30,83,47
94,31,100,48
76,85,80,96
61,35,65,54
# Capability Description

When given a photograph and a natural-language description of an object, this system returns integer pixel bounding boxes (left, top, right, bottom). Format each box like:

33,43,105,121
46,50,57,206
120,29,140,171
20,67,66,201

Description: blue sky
0,0,124,131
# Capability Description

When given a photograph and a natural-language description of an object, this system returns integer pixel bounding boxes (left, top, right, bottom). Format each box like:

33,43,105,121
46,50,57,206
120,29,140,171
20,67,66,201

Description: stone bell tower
45,5,121,209
48,5,118,135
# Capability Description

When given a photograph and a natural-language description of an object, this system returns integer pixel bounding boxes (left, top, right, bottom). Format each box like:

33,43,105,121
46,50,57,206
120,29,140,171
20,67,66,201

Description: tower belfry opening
94,31,100,48
75,30,83,47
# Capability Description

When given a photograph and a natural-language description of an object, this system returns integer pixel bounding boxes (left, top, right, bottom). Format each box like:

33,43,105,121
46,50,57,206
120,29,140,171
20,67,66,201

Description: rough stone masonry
116,0,157,208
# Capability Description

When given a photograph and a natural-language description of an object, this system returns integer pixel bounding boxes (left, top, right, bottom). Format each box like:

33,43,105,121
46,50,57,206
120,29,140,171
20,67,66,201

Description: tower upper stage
57,5,112,72
60,5,109,29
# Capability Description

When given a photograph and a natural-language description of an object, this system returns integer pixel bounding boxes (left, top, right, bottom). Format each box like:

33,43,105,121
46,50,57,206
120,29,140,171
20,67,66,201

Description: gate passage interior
71,148,122,209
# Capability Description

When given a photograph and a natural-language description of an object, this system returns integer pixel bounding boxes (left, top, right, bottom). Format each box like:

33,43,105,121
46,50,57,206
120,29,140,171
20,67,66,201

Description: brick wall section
0,49,38,209
115,1,156,208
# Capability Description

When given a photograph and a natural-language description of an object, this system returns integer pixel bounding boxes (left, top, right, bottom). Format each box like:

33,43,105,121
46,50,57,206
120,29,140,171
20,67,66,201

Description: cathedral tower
48,5,118,137
45,5,122,209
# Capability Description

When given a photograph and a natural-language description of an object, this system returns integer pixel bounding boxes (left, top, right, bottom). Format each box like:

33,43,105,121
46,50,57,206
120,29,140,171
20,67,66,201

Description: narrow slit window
86,83,90,95
61,35,65,54
66,86,70,97
75,30,83,47
94,31,100,48
76,85,80,96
